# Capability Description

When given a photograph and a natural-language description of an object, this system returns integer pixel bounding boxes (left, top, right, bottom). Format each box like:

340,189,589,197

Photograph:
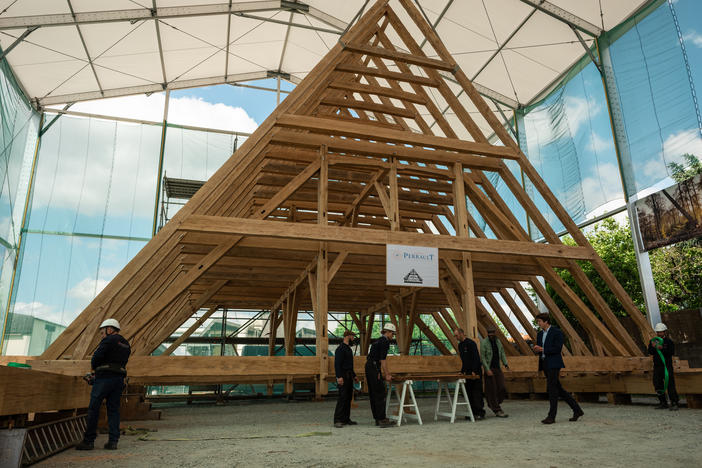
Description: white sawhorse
385,380,423,427
434,378,474,423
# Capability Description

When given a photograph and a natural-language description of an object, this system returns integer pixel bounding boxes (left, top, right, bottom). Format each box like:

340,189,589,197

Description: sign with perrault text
386,244,439,288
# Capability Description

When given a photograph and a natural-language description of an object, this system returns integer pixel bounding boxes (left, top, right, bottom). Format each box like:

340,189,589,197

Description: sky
4,0,702,353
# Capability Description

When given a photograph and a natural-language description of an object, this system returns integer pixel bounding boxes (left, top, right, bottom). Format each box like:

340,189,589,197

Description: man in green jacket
480,327,509,418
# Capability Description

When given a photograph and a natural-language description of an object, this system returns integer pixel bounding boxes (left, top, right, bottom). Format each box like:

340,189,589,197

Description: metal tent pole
152,90,170,236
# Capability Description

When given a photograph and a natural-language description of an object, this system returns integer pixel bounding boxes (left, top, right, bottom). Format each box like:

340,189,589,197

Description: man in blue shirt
76,318,131,450
533,313,583,424
365,323,396,428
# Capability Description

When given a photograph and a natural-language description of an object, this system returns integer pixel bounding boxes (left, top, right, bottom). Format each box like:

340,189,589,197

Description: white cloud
68,277,109,302
564,96,602,136
35,93,258,217
683,30,702,48
59,93,259,134
662,128,702,162
586,132,613,152
13,301,66,326
580,162,624,208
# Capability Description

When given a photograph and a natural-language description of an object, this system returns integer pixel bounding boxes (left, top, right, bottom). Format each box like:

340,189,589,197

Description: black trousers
466,377,485,417
84,375,124,444
544,368,581,419
365,361,386,421
334,371,354,423
653,366,679,405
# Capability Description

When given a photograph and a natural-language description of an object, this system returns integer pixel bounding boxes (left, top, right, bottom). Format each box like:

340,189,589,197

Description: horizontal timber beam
275,115,520,158
178,216,596,261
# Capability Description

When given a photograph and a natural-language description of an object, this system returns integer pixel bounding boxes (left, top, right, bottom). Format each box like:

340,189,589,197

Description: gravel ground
38,395,701,468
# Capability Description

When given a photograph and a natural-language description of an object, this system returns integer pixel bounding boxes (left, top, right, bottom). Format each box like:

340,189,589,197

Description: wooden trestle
12,0,699,404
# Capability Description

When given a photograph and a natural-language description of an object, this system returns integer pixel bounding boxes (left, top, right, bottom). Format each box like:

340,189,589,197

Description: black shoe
75,441,94,451
654,403,668,409
569,409,584,422
541,417,555,424
345,420,358,425
495,410,509,418
104,441,118,450
477,413,486,420
334,422,345,428
669,403,679,411
375,419,380,426
378,418,395,428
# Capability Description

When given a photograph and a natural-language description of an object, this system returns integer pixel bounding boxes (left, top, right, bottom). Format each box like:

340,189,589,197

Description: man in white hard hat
365,322,396,428
648,323,679,410
76,319,131,451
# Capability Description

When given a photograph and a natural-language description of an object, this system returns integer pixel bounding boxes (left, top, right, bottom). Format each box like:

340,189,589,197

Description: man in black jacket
453,328,485,420
76,319,131,451
648,322,679,410
533,313,583,424
334,330,358,427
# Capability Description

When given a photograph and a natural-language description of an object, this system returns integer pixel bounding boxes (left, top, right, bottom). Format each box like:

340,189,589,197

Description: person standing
648,323,679,411
532,313,583,424
453,328,486,421
365,323,396,428
76,319,131,450
480,327,509,418
334,330,358,427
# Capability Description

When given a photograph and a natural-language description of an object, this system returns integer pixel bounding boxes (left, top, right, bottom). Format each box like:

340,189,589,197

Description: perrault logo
403,269,423,284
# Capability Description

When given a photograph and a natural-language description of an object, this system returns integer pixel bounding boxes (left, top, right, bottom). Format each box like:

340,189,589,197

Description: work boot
569,409,584,422
334,422,345,428
104,441,118,450
345,420,358,425
541,417,555,424
669,403,679,411
654,403,668,409
378,418,395,428
495,410,509,418
75,441,94,451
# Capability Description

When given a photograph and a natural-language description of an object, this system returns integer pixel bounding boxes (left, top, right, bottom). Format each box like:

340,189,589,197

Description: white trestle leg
434,378,474,423
385,380,423,426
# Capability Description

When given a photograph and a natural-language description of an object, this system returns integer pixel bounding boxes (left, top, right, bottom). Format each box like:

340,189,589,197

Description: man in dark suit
532,313,583,424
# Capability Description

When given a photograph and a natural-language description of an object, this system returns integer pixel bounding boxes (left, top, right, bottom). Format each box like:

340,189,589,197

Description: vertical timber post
316,145,329,397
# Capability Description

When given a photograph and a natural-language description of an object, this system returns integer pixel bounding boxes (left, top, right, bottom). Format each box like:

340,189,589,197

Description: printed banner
386,244,439,288
635,173,702,251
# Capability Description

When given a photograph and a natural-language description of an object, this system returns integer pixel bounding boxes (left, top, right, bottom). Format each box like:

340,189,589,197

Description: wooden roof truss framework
41,0,655,395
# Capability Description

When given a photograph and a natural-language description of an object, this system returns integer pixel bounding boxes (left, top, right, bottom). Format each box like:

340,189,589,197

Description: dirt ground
39,395,701,468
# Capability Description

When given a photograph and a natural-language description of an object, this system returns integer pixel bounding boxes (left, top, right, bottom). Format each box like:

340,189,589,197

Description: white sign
386,244,439,288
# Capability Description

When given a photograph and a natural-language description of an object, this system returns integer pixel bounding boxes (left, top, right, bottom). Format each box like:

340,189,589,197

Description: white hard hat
654,323,667,332
100,318,121,330
382,323,397,333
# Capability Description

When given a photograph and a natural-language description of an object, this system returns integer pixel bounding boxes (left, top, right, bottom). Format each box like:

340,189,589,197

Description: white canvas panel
43,64,100,97
93,57,161,89
11,60,87,98
479,0,534,44
79,22,151,60
386,244,438,288
11,25,86,62
163,15,230,48
0,0,69,16
70,0,145,12
228,42,284,73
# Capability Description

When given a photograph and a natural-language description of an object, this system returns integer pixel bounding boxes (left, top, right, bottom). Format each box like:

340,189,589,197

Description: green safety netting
601,0,702,199
0,54,39,351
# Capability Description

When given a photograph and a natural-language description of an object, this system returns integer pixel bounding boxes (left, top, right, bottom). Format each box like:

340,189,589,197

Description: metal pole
0,112,44,353
596,37,661,326
152,90,170,237
276,76,281,106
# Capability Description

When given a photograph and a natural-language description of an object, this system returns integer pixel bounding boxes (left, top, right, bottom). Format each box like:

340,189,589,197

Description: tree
545,218,644,324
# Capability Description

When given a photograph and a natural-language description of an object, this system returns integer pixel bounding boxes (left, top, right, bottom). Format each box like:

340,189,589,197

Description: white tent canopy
0,0,648,134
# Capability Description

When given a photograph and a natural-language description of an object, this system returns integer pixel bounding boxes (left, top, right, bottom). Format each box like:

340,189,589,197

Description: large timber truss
39,0,664,396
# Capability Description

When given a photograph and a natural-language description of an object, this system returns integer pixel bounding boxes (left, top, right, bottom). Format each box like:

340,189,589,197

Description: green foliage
668,153,702,183
545,215,702,319
650,242,702,312
546,218,644,323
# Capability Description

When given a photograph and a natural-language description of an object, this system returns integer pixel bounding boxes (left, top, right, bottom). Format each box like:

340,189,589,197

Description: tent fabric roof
0,0,646,115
